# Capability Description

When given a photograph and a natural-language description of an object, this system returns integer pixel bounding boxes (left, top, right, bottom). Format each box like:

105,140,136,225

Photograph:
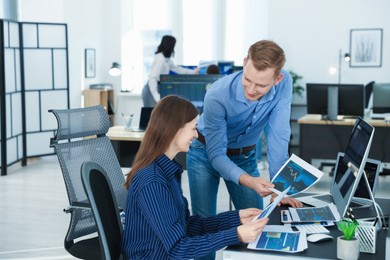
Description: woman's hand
239,208,261,224
237,218,269,243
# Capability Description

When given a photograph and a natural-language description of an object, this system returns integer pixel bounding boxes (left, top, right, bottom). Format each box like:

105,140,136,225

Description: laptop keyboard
313,194,334,203
350,200,369,209
296,224,330,235
314,194,366,208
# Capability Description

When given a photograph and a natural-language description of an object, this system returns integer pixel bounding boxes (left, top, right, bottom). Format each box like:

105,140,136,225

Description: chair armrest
63,201,91,213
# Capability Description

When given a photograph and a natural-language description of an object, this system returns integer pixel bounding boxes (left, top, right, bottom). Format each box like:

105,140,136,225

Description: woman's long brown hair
124,95,198,189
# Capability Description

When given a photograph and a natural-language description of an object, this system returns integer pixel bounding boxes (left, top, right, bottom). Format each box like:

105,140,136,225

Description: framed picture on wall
85,48,96,78
349,28,383,67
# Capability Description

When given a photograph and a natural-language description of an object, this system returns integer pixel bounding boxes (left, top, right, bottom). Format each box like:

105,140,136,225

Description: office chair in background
49,105,127,259
81,161,124,260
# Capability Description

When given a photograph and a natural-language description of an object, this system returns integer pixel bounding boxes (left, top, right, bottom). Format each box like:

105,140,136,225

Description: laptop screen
354,158,380,198
329,117,375,217
139,107,154,130
333,152,380,199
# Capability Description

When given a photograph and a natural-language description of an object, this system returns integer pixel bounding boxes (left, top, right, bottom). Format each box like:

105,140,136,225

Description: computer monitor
336,117,374,217
364,81,375,109
159,74,223,113
217,61,235,75
372,83,390,113
306,83,365,118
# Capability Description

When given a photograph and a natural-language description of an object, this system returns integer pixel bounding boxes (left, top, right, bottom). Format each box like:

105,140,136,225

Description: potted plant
289,70,304,97
289,70,305,104
336,218,360,260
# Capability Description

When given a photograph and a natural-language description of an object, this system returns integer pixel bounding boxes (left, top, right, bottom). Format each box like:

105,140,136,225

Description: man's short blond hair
247,40,286,77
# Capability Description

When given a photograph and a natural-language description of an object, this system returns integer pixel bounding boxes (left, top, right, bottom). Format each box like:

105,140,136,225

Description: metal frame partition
0,19,69,176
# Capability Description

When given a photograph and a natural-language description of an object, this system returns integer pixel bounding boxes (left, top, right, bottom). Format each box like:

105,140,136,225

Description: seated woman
122,95,270,259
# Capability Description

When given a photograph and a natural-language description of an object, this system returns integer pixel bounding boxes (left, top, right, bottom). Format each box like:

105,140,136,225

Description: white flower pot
337,236,360,260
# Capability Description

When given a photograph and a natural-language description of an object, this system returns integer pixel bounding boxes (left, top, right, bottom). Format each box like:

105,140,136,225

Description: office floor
0,155,389,259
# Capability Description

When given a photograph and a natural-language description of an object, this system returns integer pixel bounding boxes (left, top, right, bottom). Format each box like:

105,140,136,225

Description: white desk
107,126,187,168
107,126,144,141
107,126,144,167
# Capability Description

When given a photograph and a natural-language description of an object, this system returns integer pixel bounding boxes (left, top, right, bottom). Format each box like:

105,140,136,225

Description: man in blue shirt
187,40,302,226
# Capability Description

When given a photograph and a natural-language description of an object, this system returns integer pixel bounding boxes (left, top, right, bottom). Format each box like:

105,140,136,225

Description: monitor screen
306,83,365,118
329,117,374,217
159,74,223,113
372,83,390,113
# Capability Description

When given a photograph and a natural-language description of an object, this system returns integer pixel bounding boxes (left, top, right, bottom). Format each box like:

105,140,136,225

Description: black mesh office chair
49,105,127,259
81,161,124,260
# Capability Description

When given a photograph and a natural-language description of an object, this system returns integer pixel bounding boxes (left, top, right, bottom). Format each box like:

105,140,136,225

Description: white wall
268,0,390,103
19,0,122,110
15,0,390,121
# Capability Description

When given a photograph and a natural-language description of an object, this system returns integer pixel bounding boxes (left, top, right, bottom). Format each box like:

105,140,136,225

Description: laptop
297,152,381,208
296,117,375,218
132,107,153,132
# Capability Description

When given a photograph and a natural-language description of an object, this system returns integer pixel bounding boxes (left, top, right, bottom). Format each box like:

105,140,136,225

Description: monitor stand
327,86,338,120
348,162,383,231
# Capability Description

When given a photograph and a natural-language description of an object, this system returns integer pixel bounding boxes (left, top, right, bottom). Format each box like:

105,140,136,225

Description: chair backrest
49,105,126,242
81,161,124,260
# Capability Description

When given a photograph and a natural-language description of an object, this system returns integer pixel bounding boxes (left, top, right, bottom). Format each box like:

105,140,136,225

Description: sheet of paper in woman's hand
253,186,291,220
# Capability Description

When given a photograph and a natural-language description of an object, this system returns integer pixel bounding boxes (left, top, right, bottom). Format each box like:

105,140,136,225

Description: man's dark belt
197,130,256,156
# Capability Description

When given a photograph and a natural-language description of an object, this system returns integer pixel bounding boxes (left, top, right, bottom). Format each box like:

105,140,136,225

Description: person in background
142,35,199,107
206,64,220,75
121,95,270,259
187,40,303,259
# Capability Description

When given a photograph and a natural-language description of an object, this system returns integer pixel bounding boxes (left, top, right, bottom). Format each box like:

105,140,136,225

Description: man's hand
270,193,303,208
239,174,274,197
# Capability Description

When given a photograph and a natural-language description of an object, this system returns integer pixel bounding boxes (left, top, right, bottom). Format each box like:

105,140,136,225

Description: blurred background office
1,1,390,259
2,0,388,123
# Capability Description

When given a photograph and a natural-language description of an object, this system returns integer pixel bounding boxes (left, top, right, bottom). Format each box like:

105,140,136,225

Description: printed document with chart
247,225,308,253
269,154,324,196
248,186,308,253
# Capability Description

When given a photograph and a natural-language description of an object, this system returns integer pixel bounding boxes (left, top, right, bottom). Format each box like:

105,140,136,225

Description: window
122,0,171,93
121,0,267,92
182,0,213,65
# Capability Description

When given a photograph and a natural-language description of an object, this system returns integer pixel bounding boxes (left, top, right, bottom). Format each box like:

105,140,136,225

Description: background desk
107,126,144,167
107,126,186,168
223,199,389,259
298,115,390,170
